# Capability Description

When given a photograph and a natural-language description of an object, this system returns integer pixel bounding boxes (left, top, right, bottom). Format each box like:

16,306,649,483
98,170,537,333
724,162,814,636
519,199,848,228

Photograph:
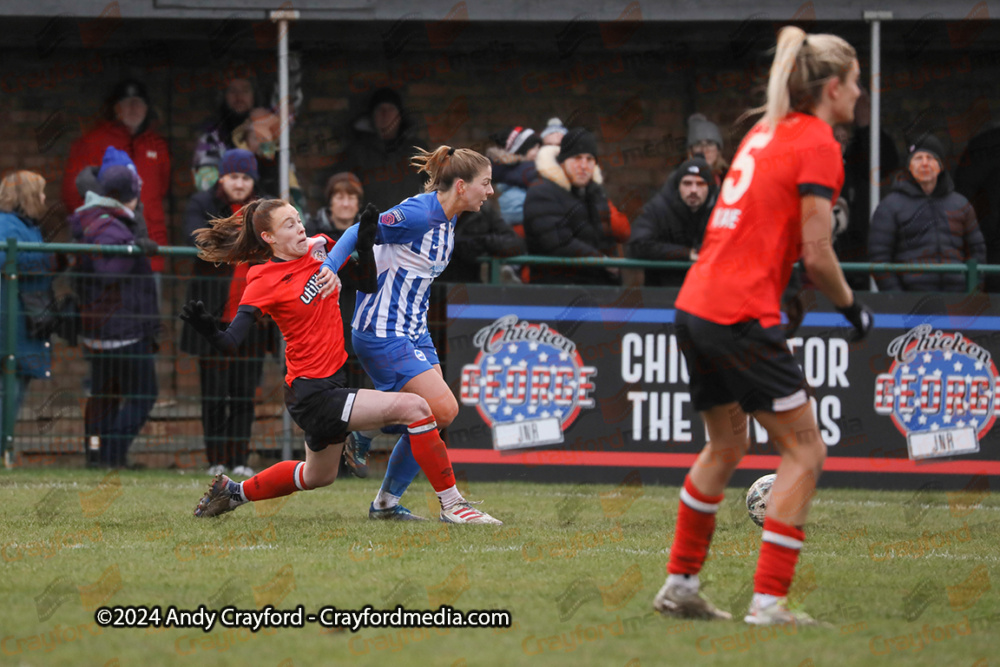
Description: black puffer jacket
869,170,985,292
523,145,618,285
627,166,718,287
438,200,526,284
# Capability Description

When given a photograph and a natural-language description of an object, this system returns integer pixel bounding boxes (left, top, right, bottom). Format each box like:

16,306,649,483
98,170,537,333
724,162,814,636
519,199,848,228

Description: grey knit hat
687,113,724,150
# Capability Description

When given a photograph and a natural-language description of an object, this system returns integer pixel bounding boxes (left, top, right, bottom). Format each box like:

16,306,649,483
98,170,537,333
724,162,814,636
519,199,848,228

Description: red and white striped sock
667,476,724,576
753,517,805,598
242,461,310,502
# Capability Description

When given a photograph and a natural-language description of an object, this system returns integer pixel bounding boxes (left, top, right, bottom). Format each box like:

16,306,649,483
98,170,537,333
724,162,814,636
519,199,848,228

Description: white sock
359,429,381,441
667,573,699,594
234,481,248,504
374,489,400,510
752,593,781,609
437,485,463,510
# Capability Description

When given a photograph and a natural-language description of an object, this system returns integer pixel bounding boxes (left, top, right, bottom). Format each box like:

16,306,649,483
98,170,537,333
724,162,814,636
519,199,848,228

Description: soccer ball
745,473,777,528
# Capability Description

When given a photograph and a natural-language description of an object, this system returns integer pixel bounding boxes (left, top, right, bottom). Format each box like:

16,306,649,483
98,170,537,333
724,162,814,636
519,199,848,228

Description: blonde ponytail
748,26,857,132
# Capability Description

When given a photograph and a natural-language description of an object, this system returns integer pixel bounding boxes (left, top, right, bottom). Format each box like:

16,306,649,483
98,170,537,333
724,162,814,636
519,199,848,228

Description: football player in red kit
653,26,873,625
182,199,457,519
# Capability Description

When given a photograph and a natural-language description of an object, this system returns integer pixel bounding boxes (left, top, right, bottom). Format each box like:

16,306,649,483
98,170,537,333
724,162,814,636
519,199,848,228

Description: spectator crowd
0,67,993,469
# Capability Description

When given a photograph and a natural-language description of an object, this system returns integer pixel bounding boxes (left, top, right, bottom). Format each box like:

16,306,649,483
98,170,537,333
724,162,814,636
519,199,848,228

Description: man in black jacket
523,128,628,285
627,157,717,287
869,134,985,292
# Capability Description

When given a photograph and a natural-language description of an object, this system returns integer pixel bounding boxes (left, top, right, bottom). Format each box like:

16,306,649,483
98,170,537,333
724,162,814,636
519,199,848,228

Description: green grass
1,469,997,667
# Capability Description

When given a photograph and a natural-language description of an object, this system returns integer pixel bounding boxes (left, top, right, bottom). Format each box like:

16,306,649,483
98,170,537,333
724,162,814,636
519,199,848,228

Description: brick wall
3,18,1000,458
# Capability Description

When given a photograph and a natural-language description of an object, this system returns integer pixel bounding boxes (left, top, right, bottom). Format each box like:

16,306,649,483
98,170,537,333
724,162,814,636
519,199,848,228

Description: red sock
667,476,724,575
407,417,456,493
242,461,310,501
753,517,805,596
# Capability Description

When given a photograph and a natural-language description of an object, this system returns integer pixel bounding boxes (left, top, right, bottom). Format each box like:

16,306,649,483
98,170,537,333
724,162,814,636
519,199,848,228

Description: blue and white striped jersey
352,192,455,338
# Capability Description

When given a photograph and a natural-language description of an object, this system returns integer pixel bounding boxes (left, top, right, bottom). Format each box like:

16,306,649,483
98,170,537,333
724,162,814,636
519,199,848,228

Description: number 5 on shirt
720,132,773,206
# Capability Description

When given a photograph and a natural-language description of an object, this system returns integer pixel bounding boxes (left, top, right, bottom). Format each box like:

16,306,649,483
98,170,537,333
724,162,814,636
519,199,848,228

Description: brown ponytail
192,198,287,264
411,146,490,193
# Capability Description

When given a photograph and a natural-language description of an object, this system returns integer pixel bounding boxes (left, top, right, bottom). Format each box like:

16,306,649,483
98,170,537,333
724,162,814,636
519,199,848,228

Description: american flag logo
459,315,597,434
874,325,999,439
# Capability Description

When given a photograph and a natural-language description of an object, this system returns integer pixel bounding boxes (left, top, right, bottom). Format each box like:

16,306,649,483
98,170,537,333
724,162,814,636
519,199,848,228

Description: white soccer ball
745,473,777,528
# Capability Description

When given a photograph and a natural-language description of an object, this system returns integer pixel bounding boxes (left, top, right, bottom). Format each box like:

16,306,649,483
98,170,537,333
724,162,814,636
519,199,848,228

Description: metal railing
484,255,1000,293
4,238,999,467
1,239,293,467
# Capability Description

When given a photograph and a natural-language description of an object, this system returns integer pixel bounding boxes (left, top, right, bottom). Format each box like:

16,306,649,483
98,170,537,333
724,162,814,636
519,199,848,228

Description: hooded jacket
869,170,985,292
628,166,719,287
523,145,625,285
69,192,159,342
342,102,426,212
62,120,171,272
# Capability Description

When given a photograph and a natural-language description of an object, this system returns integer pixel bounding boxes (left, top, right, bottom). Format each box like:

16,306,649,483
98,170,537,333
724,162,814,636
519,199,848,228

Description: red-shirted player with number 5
653,26,874,626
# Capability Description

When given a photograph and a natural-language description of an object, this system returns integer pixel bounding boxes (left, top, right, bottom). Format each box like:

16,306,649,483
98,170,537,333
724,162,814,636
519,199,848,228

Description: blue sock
380,434,421,498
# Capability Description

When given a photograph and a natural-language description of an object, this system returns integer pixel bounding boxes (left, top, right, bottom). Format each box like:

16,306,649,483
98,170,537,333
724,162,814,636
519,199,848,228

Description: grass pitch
0,469,997,667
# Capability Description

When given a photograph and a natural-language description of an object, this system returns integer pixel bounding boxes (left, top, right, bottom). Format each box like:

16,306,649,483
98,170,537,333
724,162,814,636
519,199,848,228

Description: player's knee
397,394,433,424
433,396,458,428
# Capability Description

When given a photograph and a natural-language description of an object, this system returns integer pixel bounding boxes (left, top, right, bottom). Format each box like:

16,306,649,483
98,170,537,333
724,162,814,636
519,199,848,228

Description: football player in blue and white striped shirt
324,145,502,525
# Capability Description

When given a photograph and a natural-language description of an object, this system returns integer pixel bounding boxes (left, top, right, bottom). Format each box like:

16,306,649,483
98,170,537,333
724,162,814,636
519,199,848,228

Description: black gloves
134,237,159,256
357,202,378,252
837,298,874,342
180,300,221,340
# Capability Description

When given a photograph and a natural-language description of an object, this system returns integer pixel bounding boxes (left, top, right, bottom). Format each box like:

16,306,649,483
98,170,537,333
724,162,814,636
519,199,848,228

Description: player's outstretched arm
180,300,256,354
800,195,873,341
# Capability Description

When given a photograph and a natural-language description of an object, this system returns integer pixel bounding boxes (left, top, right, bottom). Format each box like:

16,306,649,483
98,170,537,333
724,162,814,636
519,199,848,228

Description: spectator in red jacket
62,79,171,272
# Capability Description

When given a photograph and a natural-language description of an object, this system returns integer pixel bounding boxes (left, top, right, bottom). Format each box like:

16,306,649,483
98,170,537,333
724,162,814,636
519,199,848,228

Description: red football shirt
676,112,844,328
240,236,347,385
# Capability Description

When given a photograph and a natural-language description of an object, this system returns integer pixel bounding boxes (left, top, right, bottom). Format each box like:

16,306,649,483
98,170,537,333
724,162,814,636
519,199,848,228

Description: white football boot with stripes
440,501,503,525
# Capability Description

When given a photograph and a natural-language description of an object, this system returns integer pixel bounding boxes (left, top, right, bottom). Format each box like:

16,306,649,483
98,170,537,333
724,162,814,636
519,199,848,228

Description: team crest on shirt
311,245,327,262
459,315,598,451
381,209,406,226
874,324,997,461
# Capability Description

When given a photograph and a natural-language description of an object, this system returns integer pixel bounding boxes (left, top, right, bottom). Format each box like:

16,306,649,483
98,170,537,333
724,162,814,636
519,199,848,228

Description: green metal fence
485,255,1000,292
3,238,998,469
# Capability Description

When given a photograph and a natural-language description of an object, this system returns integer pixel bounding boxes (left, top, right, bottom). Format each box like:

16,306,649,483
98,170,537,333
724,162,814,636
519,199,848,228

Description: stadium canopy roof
0,0,994,22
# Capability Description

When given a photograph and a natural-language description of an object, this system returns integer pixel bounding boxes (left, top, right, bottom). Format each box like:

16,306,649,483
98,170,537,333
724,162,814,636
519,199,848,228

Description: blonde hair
755,26,857,130
0,171,47,221
193,198,289,264
411,146,490,193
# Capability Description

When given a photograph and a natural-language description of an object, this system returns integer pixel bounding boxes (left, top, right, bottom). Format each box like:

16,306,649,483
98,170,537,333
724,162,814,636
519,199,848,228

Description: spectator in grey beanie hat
540,117,568,145
686,113,724,151
686,113,728,185
557,127,599,163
